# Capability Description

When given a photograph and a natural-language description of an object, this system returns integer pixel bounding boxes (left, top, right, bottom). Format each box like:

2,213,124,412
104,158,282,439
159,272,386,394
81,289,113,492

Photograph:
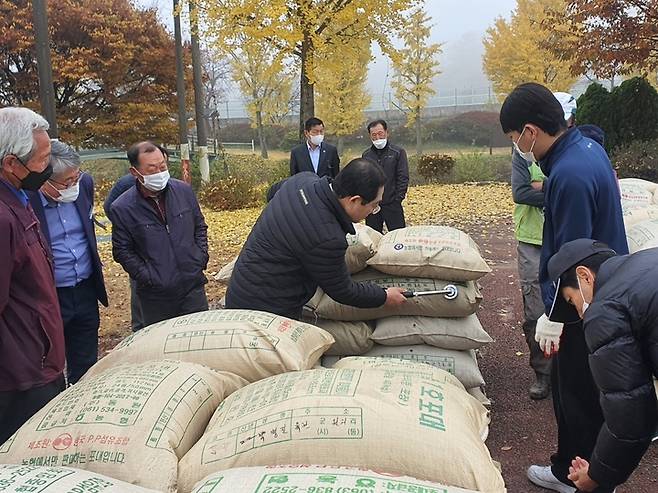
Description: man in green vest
513,150,551,399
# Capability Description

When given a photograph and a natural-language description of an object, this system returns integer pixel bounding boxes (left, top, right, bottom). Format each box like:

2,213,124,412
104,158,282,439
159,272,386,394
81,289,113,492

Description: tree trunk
337,136,345,156
256,110,268,159
299,36,315,141
416,113,423,158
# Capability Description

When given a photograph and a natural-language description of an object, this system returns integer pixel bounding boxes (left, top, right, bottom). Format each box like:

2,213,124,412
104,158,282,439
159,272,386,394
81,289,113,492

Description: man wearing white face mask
362,119,409,233
27,140,108,384
290,117,340,178
501,83,628,493
547,239,657,492
111,141,209,327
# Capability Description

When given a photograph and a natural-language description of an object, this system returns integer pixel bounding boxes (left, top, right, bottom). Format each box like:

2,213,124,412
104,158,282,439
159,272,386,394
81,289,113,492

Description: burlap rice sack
619,178,658,211
332,356,465,389
301,316,374,356
0,361,246,492
362,344,485,389
367,226,491,281
309,269,481,321
372,314,492,350
0,464,160,493
345,223,383,274
86,310,334,383
178,368,505,493
626,218,658,253
189,466,485,493
214,257,236,282
622,206,658,229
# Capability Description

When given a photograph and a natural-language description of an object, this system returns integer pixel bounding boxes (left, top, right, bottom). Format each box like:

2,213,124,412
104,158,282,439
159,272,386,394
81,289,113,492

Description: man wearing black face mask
0,107,66,443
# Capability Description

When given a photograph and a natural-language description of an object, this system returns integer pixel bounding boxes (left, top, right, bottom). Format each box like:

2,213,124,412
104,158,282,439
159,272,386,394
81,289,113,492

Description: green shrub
612,138,658,181
577,77,658,152
454,152,496,183
417,153,455,183
197,175,263,211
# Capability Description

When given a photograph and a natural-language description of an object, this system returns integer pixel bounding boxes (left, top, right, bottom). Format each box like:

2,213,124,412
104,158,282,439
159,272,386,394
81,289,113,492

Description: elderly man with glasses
27,140,108,385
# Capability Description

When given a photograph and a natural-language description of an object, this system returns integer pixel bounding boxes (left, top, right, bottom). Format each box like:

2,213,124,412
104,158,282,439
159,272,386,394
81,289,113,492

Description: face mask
577,277,590,315
372,139,387,150
309,134,324,146
52,182,80,203
135,169,170,192
14,157,53,191
514,127,536,163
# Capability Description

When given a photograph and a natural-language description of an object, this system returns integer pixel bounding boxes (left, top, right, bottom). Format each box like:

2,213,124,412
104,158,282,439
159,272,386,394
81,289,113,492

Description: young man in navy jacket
500,83,628,493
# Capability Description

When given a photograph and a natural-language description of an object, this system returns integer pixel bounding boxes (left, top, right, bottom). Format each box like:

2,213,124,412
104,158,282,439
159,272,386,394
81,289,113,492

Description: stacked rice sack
303,225,493,402
619,178,658,252
177,359,506,492
0,310,336,492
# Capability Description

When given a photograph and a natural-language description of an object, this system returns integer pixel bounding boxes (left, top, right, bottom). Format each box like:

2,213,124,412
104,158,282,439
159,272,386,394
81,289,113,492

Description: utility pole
188,0,209,182
173,0,190,184
32,0,58,138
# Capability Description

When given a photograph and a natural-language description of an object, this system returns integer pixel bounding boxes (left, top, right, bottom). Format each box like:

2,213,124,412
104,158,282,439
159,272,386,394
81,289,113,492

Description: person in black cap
547,239,658,492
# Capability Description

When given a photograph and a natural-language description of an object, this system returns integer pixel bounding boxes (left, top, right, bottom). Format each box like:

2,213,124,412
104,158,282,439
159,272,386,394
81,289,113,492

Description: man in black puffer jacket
547,239,658,492
226,158,407,319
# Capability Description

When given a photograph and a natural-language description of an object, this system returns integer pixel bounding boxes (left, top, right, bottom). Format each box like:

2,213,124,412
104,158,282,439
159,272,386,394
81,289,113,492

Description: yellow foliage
197,0,419,87
391,8,441,127
227,38,295,126
482,0,578,96
315,38,372,137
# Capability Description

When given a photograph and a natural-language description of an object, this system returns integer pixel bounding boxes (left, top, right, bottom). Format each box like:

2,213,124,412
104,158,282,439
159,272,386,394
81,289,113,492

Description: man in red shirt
0,107,65,443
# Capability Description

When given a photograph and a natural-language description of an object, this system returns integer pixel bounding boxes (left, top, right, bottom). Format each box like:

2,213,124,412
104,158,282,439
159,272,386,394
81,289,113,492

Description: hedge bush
417,153,456,183
611,138,658,182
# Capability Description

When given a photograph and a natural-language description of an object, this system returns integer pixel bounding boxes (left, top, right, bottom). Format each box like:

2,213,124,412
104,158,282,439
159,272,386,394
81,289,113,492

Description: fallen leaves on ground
98,183,514,345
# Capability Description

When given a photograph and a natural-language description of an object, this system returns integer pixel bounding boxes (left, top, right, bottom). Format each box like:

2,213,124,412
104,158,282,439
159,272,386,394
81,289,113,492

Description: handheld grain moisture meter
402,284,459,300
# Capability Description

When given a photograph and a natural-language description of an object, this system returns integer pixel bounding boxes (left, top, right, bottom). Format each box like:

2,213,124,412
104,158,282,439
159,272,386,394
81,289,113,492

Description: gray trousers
517,242,552,376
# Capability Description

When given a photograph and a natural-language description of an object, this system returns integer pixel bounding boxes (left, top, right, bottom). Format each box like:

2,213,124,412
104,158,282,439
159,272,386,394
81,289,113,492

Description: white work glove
535,314,563,356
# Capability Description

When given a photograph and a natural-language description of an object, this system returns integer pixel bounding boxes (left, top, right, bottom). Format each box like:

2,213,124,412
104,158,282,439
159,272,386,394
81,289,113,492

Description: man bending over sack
226,158,407,319
547,239,657,492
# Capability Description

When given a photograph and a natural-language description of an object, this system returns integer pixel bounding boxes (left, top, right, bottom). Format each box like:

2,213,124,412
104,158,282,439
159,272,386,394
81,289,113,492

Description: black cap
547,239,617,323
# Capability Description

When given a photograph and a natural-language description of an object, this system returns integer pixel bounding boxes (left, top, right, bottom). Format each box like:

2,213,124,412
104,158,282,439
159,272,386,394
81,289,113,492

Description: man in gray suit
290,117,340,178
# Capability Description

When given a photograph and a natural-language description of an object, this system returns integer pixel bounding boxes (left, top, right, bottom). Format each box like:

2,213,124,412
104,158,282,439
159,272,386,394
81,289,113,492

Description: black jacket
110,178,208,299
290,141,340,178
584,249,658,488
27,173,108,307
225,172,386,319
362,143,409,205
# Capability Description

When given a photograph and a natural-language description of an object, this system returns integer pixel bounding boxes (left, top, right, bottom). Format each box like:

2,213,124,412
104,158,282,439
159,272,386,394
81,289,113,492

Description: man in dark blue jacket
547,239,657,492
226,158,407,320
27,141,108,384
111,141,209,327
500,83,628,493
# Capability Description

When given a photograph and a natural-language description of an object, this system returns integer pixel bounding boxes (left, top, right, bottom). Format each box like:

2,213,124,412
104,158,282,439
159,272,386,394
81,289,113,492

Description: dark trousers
130,278,144,332
365,201,406,233
57,278,100,385
0,375,65,444
140,284,209,327
517,242,552,376
550,322,610,491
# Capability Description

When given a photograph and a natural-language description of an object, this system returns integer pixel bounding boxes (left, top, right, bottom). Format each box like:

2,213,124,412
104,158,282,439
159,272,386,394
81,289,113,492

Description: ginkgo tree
391,8,441,157
196,0,420,138
315,37,372,155
228,39,295,158
482,0,577,96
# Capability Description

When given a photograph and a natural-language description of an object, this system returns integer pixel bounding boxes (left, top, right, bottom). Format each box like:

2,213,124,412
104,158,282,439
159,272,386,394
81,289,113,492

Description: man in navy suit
27,140,107,384
289,117,340,178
